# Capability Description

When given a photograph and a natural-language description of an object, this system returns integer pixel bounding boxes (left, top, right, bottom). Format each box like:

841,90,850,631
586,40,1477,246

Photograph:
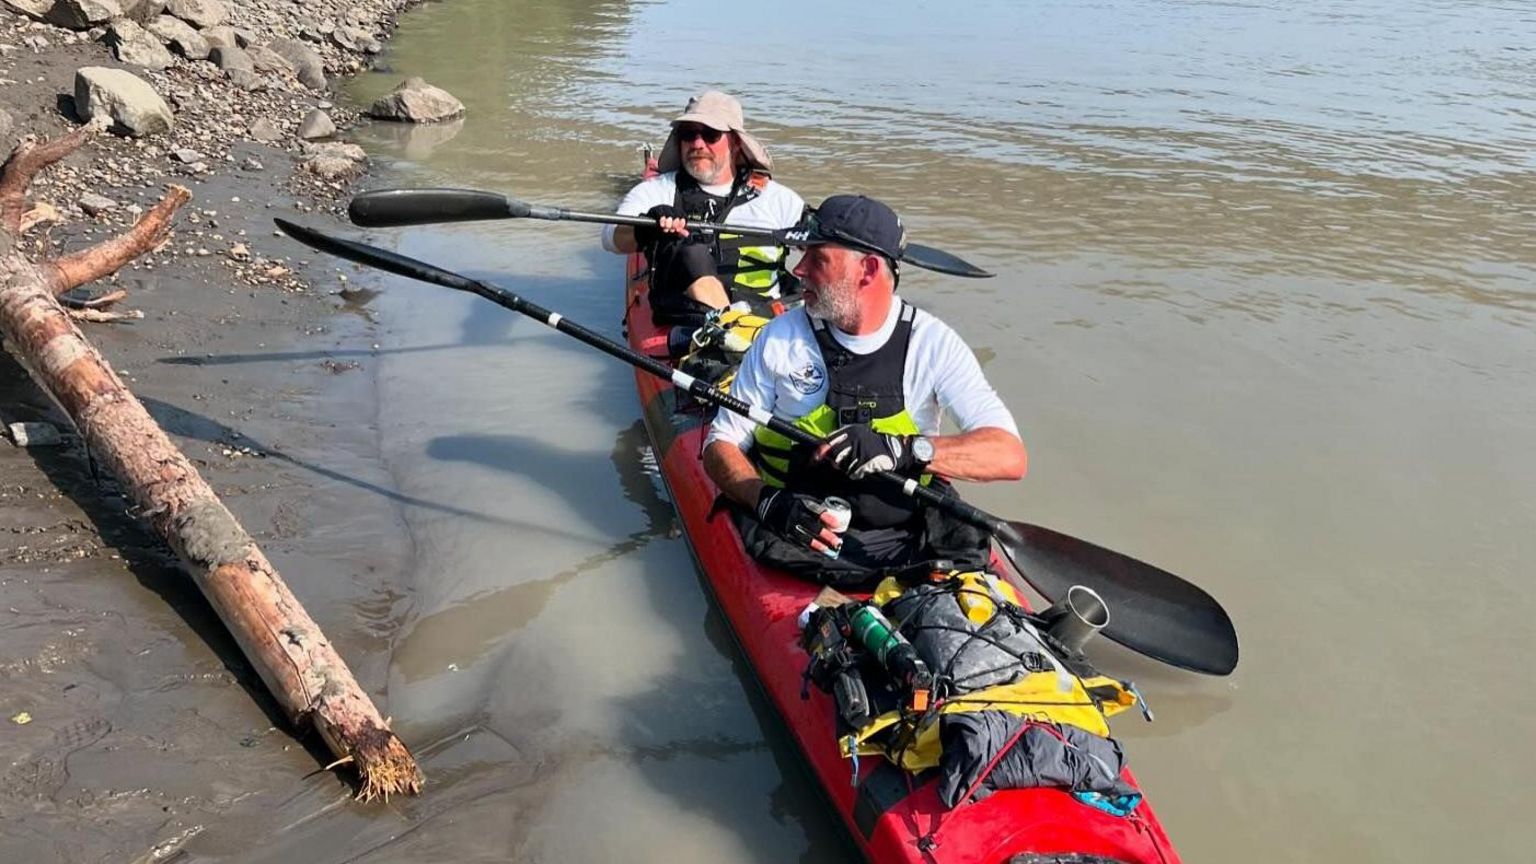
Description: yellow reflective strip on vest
751,405,836,472
749,404,936,489
718,234,785,291
755,450,792,487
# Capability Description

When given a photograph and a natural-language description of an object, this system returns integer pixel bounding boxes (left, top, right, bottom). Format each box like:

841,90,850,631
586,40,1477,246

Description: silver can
819,496,852,534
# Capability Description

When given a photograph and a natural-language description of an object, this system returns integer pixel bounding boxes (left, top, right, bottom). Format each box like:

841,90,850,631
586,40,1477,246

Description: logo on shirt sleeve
789,362,825,396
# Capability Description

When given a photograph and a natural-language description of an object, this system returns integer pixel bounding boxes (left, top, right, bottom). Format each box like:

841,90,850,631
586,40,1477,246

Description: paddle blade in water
349,188,527,227
274,219,480,294
999,521,1239,675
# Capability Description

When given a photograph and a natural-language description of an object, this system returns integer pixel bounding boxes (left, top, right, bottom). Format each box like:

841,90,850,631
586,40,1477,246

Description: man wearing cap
703,195,1028,582
602,90,805,338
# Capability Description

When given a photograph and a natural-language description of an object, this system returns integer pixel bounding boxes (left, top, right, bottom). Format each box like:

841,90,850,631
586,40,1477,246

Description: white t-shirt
706,300,1020,451
600,171,806,253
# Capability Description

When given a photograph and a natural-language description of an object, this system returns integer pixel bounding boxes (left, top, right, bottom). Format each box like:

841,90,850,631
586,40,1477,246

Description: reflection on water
356,115,466,161
391,421,672,683
338,1,1536,862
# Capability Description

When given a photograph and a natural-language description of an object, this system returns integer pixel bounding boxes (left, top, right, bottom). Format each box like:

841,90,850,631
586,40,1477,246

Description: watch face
914,437,935,463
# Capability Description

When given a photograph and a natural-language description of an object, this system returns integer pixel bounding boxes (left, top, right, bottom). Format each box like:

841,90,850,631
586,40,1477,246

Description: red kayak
623,164,1180,864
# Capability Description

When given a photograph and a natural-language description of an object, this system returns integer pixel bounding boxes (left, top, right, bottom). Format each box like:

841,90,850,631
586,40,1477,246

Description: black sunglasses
798,212,902,261
675,124,725,144
791,212,904,286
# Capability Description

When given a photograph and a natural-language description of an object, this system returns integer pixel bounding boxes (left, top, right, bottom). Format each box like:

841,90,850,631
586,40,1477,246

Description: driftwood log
0,130,422,799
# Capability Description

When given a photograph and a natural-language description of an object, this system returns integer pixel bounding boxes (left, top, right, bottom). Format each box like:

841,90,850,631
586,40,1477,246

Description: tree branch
59,288,129,309
66,306,143,323
42,185,192,294
0,127,91,235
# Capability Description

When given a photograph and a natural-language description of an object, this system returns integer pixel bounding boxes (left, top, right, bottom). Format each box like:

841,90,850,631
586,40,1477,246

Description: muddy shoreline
1,2,439,860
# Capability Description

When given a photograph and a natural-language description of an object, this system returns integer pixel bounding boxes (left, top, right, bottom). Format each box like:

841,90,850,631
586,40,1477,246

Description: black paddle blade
999,521,1239,676
274,218,479,295
901,242,994,278
349,188,530,227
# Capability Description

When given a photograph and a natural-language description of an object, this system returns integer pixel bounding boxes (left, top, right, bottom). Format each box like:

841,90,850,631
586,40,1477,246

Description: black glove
821,424,919,480
635,204,687,248
756,487,839,553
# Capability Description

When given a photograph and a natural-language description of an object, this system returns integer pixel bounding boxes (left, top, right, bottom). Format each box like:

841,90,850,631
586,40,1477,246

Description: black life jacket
673,170,790,297
753,303,930,530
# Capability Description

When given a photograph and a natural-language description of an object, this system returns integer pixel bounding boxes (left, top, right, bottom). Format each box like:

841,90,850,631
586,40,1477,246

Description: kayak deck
621,181,1179,864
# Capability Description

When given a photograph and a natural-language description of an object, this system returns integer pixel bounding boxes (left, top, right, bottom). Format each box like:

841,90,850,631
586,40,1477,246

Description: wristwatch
911,435,936,468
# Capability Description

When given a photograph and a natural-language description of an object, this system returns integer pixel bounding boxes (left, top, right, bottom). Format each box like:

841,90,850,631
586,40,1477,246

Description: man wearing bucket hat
602,90,805,340
702,195,1028,583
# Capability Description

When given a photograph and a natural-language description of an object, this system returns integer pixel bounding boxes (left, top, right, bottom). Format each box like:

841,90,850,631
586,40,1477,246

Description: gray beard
805,283,860,330
682,155,729,186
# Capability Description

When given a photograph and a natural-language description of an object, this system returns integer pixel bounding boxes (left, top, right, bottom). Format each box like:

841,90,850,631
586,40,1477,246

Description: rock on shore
147,13,210,59
106,17,175,69
297,107,335,139
2,0,54,20
75,66,174,135
45,0,120,29
3,0,435,219
164,0,225,29
267,37,325,89
365,75,464,123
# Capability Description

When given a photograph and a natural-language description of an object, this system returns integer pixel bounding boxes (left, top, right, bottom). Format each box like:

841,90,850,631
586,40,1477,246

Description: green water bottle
847,605,932,708
847,605,904,665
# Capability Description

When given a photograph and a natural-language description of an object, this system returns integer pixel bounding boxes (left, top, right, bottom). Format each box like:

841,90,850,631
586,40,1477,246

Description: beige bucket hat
656,90,773,174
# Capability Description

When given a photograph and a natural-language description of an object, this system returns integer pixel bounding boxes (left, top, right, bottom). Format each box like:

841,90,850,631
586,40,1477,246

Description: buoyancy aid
673,169,790,297
809,571,1141,774
750,302,933,529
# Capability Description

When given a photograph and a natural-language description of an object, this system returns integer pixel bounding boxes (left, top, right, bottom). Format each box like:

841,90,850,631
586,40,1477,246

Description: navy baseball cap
783,195,907,265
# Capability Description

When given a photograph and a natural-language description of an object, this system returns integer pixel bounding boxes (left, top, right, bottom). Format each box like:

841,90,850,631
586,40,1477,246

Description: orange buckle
909,689,931,712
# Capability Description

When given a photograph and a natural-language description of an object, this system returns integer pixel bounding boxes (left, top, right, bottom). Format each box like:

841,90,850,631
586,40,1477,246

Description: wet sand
0,181,416,862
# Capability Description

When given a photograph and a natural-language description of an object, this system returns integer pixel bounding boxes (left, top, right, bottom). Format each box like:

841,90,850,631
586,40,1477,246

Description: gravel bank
1,2,437,860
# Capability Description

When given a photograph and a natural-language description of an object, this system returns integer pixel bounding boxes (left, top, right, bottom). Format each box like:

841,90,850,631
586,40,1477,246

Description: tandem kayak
621,168,1181,864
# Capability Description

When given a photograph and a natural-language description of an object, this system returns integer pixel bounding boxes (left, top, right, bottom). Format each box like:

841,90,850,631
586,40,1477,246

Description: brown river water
294,0,1536,860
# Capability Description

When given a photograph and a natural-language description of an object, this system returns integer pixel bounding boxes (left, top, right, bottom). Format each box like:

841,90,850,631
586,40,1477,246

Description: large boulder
267,38,325,90
331,25,381,54
247,44,292,75
148,14,209,59
201,24,237,50
107,18,175,70
2,0,54,20
301,141,367,180
120,0,167,24
209,45,251,73
365,77,465,124
74,66,174,137
226,68,265,92
164,0,224,28
296,108,335,140
45,0,122,30
247,117,281,141
302,141,366,161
